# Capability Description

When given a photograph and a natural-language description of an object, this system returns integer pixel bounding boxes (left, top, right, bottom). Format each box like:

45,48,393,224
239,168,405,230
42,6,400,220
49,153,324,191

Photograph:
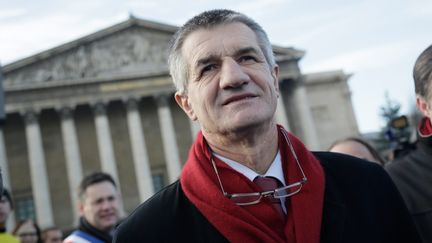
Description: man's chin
98,220,117,231
225,117,270,132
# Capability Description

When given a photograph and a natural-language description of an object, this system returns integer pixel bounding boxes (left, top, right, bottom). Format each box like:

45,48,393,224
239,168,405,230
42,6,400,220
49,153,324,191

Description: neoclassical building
0,16,358,230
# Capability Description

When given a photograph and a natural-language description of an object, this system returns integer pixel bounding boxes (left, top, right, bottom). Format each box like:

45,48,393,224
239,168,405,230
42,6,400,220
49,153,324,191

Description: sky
1,0,431,133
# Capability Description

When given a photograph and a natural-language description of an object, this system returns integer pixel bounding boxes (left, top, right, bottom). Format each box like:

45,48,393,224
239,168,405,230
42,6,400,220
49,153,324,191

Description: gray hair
414,44,432,99
168,9,276,93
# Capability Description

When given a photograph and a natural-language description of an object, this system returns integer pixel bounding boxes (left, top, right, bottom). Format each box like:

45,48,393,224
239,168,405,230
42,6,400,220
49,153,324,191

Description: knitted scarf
180,125,325,243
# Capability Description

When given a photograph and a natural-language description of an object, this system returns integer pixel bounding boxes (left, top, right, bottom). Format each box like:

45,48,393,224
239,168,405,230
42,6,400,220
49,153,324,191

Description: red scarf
419,117,432,137
180,125,325,243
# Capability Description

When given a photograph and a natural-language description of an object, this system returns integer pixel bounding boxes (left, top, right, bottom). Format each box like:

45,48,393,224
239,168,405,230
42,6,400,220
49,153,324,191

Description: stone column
0,127,16,229
156,95,182,183
24,111,54,228
93,103,120,184
292,85,320,149
59,107,83,219
125,99,154,202
275,93,291,131
189,120,200,140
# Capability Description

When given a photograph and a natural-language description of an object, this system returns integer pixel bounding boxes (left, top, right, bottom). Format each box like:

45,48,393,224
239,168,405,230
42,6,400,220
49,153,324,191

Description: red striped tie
253,176,286,220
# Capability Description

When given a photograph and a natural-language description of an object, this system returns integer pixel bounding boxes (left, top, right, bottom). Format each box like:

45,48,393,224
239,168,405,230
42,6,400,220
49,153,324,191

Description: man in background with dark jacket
386,45,432,243
64,172,122,243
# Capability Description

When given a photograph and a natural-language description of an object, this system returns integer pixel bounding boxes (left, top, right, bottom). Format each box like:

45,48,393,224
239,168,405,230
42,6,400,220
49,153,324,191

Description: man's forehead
183,23,261,63
84,181,116,198
194,45,260,61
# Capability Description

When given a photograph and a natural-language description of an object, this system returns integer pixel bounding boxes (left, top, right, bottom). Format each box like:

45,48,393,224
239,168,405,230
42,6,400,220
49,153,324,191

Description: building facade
302,70,359,149
0,17,358,230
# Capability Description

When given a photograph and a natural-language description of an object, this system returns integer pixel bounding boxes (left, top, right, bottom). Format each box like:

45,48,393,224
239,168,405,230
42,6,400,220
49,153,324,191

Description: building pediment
3,16,306,90
2,16,306,115
3,17,177,88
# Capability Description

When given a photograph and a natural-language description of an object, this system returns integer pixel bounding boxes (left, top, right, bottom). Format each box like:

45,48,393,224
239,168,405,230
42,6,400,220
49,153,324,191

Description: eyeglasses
210,127,307,206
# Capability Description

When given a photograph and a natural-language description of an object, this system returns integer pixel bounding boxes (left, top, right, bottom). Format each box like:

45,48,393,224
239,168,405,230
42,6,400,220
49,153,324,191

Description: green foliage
379,92,401,125
370,92,403,161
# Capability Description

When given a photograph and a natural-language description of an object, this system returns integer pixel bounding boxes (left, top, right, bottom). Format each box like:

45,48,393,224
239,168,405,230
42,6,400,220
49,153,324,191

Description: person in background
329,137,386,165
0,189,19,243
114,9,420,243
41,227,62,243
12,219,42,243
63,172,122,243
386,44,432,243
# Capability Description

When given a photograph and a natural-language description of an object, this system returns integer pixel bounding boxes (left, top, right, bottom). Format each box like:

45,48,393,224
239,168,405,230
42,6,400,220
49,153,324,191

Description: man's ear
416,95,431,118
271,65,280,97
78,200,85,217
174,92,197,121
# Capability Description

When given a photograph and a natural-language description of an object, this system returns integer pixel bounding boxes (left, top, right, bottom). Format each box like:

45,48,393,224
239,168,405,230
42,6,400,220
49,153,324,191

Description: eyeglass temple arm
280,128,308,182
210,156,229,196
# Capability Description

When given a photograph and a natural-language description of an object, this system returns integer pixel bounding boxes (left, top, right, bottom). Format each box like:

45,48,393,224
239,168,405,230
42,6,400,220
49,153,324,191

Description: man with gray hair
115,9,420,242
386,45,432,243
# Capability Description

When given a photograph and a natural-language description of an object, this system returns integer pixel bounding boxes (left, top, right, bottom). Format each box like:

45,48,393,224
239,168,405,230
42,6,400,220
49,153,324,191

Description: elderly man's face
175,23,279,135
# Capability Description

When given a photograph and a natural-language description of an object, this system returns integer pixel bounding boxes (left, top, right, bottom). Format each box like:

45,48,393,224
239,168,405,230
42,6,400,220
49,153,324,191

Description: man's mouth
100,212,116,220
222,94,257,105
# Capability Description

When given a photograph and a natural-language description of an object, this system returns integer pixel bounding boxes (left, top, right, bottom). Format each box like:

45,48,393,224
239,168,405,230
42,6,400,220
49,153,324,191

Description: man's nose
220,58,249,89
101,200,113,210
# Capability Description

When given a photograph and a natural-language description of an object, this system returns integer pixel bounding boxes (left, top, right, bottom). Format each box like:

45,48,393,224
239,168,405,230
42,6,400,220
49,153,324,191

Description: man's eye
201,64,217,74
238,55,257,63
93,200,102,205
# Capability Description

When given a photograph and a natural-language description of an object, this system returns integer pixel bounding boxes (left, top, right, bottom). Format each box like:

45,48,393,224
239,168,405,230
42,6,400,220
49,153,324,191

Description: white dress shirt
213,151,288,213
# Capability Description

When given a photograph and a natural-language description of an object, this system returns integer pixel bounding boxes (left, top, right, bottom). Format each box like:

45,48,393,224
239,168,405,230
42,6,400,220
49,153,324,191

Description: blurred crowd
1,172,118,243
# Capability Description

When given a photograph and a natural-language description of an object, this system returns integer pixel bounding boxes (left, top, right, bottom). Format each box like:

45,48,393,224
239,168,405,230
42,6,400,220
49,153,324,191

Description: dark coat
115,152,420,243
386,134,432,243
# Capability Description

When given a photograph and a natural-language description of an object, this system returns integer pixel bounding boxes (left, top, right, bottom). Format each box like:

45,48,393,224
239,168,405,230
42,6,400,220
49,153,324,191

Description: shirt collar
213,151,286,186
